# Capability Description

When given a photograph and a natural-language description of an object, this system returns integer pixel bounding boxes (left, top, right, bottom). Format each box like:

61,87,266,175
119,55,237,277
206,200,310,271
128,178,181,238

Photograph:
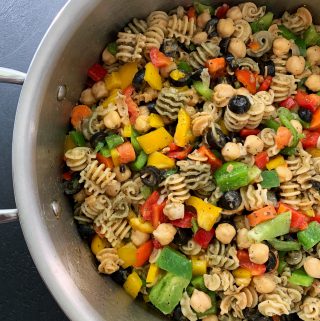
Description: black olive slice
298,108,312,123
228,95,251,114
90,132,107,149
205,17,219,38
132,68,146,91
265,250,278,272
140,166,163,187
173,229,193,247
217,190,242,210
161,38,179,58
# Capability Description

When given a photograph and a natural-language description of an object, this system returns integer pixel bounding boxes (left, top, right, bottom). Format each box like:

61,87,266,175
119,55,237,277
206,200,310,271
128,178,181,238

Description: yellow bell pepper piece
123,271,142,298
137,127,173,154
91,234,108,255
122,124,133,137
102,88,119,108
64,134,77,152
117,242,137,268
266,155,286,170
118,62,138,89
304,208,315,217
148,113,164,128
217,119,229,135
147,152,175,169
307,148,320,158
235,277,252,287
144,62,162,90
105,72,122,91
174,108,191,147
191,258,207,276
130,217,154,233
111,148,120,167
186,196,221,231
233,268,252,287
146,263,160,286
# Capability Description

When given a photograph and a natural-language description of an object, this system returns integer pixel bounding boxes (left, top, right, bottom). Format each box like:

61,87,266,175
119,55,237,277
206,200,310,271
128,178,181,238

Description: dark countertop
0,1,69,320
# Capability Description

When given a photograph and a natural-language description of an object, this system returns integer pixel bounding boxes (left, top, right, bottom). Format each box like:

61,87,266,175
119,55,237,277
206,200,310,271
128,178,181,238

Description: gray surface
0,0,69,320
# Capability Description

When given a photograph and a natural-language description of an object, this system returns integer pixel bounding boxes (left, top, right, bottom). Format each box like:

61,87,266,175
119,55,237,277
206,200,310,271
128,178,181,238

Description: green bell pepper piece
261,170,280,189
149,272,190,314
278,107,300,147
191,276,207,291
191,218,199,233
250,12,274,33
214,162,250,192
100,146,111,157
197,292,217,318
141,185,152,199
248,212,291,243
193,81,213,101
268,238,301,251
297,221,320,250
177,61,193,73
105,134,124,150
163,168,178,178
303,25,320,46
130,151,147,171
107,42,117,55
94,141,105,153
70,131,86,147
193,1,215,14
156,247,192,281
279,25,306,56
263,119,281,131
248,166,262,183
280,147,297,156
278,257,287,274
289,268,314,286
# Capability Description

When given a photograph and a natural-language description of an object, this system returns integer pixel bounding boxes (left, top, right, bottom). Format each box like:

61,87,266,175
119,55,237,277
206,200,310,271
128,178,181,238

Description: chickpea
103,110,121,129
105,180,121,197
160,62,176,78
92,81,108,100
276,165,293,183
304,256,320,278
286,56,305,75
197,9,211,29
217,18,235,38
216,223,236,244
102,47,117,65
134,115,151,133
273,37,291,57
80,88,96,106
202,316,218,321
192,31,208,45
226,6,242,20
290,119,303,134
190,289,212,313
249,243,269,264
153,223,176,246
164,202,184,220
305,74,320,92
306,46,320,66
222,142,241,161
131,230,150,247
244,135,264,155
253,274,276,293
236,228,252,249
228,38,247,59
114,165,131,182
138,106,150,116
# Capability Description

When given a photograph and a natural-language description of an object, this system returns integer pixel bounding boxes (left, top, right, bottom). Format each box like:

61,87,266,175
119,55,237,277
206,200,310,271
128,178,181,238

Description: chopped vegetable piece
118,242,137,268
295,90,320,113
275,126,292,149
206,57,226,78
307,147,320,157
193,228,215,249
303,25,320,46
171,212,194,228
167,145,193,160
260,170,280,189
147,152,175,169
278,108,299,147
186,196,221,231
129,216,154,233
118,62,139,89
297,221,320,249
156,246,192,281
267,239,301,251
197,145,222,170
250,12,274,33
107,42,117,55
310,107,320,130
191,276,207,291
64,134,77,152
110,148,120,167
123,271,143,298
177,61,193,73
96,153,114,169
131,134,142,153
102,88,119,108
174,108,192,147
237,250,266,276
196,292,217,318
301,130,320,149
279,25,306,56
191,217,199,234
146,263,160,286
150,48,172,67
214,161,250,192
123,124,132,137
70,105,92,130
88,63,107,82
105,134,124,150
123,85,140,124
100,146,111,158
264,119,281,131
248,166,262,183
116,142,136,164
288,268,314,287
134,240,154,267
137,127,174,154
280,97,298,110
191,258,207,276
215,3,229,18
105,71,122,91
277,202,309,230
70,131,86,147
247,205,277,227
239,128,260,137
247,212,292,242
266,155,285,170
91,234,108,255
149,272,190,314
131,150,147,171
187,6,196,19
140,191,160,221
194,1,215,15
148,113,164,128
235,69,257,94
278,257,287,274
258,75,273,92
144,62,162,90
193,81,213,100
255,151,269,169
151,201,166,228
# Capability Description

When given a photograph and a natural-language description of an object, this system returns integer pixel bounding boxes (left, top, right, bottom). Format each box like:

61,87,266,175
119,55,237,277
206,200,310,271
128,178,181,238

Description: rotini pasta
167,14,196,45
189,41,221,69
116,32,146,62
96,248,123,274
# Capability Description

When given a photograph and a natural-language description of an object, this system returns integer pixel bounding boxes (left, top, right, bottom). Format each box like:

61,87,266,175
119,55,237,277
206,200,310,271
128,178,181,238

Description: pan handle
0,67,24,223
0,67,26,85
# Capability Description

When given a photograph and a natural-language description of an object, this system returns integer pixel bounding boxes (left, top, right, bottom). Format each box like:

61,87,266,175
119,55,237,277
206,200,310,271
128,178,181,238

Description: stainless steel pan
0,0,318,320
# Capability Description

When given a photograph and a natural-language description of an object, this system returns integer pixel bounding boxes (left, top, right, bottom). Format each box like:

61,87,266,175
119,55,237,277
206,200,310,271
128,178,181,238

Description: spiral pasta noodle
232,19,252,43
204,268,236,293
96,248,124,274
65,147,95,172
224,106,250,132
180,239,202,256
160,174,190,203
298,297,320,321
271,53,290,75
180,292,197,321
239,2,266,22
81,194,112,220
282,7,313,34
246,94,266,129
236,57,260,73
116,32,146,62
121,176,144,205
124,18,148,34
189,41,221,69
270,74,297,102
212,84,236,108
240,184,271,211
247,31,273,58
259,128,276,147
167,14,196,45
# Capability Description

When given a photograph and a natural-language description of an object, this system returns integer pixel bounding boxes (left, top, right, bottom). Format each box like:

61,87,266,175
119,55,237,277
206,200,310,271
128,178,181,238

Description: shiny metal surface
0,67,26,84
11,1,319,321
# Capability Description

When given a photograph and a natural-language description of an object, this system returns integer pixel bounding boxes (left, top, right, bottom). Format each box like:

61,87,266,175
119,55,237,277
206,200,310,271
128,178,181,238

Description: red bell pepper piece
197,145,222,170
280,97,298,110
134,240,154,267
151,201,167,228
215,4,230,18
237,250,266,276
295,90,320,113
258,76,272,92
123,85,140,124
239,128,260,137
87,63,107,82
310,107,320,131
310,216,320,223
235,69,257,94
149,48,172,68
171,212,195,228
62,171,72,181
169,142,181,152
254,151,269,169
140,191,160,221
152,239,163,249
187,6,196,19
193,228,215,249
167,145,193,160
301,130,320,149
277,202,309,230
